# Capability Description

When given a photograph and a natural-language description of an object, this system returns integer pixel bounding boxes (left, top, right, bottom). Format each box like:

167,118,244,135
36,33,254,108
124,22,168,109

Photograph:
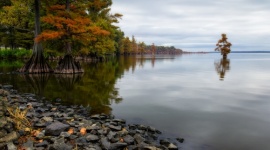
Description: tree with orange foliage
215,34,232,59
18,0,53,73
36,0,110,73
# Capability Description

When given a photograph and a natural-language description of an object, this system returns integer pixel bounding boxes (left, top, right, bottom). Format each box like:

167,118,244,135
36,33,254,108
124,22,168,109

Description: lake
0,53,270,150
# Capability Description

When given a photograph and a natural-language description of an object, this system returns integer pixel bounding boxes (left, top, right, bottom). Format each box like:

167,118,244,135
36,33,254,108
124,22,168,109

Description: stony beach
0,84,183,150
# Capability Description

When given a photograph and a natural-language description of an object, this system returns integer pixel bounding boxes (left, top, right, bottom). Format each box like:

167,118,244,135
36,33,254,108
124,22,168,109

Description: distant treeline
144,45,183,54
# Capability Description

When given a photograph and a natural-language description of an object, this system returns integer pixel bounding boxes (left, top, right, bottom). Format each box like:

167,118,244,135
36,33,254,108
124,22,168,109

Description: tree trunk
18,0,53,73
54,0,84,74
54,54,84,74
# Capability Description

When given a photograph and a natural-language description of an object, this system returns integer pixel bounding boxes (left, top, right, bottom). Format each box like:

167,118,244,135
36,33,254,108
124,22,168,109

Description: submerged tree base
18,43,53,74
54,54,84,74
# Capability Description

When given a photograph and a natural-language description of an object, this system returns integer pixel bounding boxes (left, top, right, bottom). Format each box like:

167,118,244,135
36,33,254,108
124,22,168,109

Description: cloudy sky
111,0,270,52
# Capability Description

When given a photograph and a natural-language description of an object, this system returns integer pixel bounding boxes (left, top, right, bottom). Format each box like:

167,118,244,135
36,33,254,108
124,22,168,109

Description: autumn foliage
215,34,232,58
36,3,110,54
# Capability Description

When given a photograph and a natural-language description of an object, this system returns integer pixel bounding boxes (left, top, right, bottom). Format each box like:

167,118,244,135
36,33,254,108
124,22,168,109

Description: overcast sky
111,0,270,52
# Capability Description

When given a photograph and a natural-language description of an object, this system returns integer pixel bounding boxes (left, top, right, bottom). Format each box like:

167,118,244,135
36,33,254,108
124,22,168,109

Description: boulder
45,122,69,136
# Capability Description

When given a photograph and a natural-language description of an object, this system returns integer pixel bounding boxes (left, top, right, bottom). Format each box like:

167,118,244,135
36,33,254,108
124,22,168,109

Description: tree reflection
0,56,143,115
214,58,230,81
21,73,51,100
54,74,83,91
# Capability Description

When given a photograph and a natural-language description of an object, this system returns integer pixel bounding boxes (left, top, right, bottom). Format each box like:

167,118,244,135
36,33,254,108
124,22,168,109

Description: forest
0,0,182,74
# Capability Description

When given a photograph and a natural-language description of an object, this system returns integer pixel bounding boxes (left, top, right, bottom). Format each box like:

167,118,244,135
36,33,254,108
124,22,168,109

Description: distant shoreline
203,51,270,53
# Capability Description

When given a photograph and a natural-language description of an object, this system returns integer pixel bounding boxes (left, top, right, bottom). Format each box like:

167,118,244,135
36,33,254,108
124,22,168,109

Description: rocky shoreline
0,84,183,150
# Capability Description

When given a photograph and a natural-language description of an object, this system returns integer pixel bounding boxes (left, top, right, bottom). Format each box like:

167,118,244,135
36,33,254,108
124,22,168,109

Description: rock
0,129,7,138
144,146,162,150
51,143,73,150
45,122,70,136
23,139,34,150
0,118,7,128
60,132,70,138
86,134,99,142
110,142,128,150
123,135,135,144
134,134,145,144
147,126,156,133
109,125,122,131
107,131,117,140
2,85,13,89
112,119,126,124
76,137,88,144
168,143,178,150
35,140,49,147
36,131,45,139
41,117,53,122
101,137,111,149
160,139,170,147
0,131,19,143
7,142,17,150
176,138,184,143
91,114,100,119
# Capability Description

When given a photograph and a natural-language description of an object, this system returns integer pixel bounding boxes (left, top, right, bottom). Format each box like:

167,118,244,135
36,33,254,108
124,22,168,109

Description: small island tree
215,34,232,59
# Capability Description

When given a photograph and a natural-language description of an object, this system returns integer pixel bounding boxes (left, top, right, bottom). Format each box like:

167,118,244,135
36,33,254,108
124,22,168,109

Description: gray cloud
111,0,270,51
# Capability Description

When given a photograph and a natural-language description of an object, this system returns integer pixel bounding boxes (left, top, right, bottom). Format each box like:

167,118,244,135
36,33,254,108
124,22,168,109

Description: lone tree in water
215,34,232,59
18,0,53,73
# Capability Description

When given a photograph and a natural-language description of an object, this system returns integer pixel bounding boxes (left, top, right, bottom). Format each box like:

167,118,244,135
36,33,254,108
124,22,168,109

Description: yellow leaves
7,106,32,130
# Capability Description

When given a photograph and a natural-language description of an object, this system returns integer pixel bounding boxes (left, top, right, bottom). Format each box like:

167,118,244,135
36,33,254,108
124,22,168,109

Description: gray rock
107,131,117,140
41,117,53,122
22,139,34,150
51,143,73,150
123,135,135,144
176,138,184,143
86,134,99,142
76,137,88,145
45,122,70,136
109,125,122,131
60,132,70,138
110,142,128,150
101,137,111,149
7,142,17,150
112,119,126,124
0,131,19,143
160,139,170,147
91,114,100,119
35,140,49,147
144,146,162,150
134,134,145,144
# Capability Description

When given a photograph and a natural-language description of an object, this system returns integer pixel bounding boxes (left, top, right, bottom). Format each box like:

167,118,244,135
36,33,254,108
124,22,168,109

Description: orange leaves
68,128,74,134
80,127,86,135
36,30,64,42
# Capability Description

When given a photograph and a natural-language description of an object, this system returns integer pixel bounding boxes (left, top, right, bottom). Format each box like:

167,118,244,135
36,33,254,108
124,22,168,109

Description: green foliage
0,49,32,59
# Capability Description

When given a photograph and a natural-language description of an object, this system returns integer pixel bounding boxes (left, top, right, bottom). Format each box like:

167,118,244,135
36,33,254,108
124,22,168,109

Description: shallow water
1,53,270,150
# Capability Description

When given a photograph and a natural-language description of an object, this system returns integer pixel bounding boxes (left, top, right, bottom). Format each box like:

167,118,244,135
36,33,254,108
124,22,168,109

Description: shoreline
0,84,183,150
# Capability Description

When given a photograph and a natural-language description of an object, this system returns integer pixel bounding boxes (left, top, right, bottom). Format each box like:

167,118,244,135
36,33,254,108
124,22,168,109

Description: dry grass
7,106,32,131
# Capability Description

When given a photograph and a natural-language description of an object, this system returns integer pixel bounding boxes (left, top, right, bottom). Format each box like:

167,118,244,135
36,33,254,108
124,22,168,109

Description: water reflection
21,74,51,100
214,58,230,80
0,56,178,114
55,74,83,91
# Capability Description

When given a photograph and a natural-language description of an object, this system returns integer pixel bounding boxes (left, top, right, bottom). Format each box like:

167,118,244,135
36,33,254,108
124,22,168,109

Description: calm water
1,53,270,150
